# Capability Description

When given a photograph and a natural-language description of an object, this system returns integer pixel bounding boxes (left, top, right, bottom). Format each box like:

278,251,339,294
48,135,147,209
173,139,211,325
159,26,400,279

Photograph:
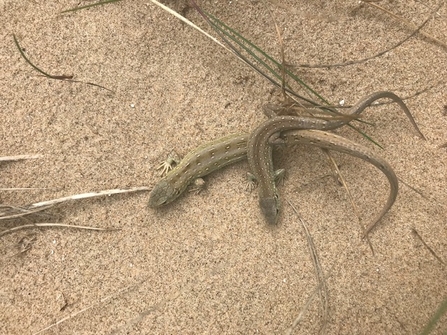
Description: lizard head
148,180,177,207
259,194,280,225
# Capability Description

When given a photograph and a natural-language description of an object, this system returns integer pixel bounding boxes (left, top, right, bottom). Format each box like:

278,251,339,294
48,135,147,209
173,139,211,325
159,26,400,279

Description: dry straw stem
286,199,329,334
362,0,447,50
297,3,442,68
284,282,323,335
32,278,148,335
150,0,229,52
25,187,150,208
0,223,119,237
0,154,41,162
0,187,150,221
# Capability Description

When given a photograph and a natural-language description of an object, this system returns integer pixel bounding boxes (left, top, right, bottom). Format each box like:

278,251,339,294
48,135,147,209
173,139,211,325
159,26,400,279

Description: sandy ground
1,0,447,334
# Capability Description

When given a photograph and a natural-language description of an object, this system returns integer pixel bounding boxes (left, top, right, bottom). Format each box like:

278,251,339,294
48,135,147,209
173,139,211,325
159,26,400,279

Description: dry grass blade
321,148,360,217
0,188,44,191
60,0,122,13
0,223,119,237
32,278,148,335
363,1,447,50
297,3,443,68
399,177,446,209
150,0,228,51
260,0,287,98
14,34,113,91
26,187,150,209
320,148,374,255
411,228,445,265
0,204,54,220
321,149,374,253
0,187,150,220
0,154,41,162
284,282,322,335
13,34,72,80
286,199,329,334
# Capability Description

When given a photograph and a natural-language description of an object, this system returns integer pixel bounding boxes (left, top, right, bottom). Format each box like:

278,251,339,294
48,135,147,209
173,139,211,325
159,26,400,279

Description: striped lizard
149,109,356,208
149,91,424,236
281,129,398,237
148,127,402,237
148,133,248,207
247,91,425,226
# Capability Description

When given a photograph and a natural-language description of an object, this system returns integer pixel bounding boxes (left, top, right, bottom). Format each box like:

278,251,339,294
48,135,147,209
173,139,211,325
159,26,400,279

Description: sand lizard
247,91,425,225
149,112,352,209
281,129,398,237
148,133,248,207
149,128,402,237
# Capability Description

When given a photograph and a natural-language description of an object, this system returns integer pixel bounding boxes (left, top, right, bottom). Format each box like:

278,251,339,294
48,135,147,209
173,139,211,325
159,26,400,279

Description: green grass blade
13,34,66,79
14,34,113,91
61,0,122,14
205,11,331,106
191,3,336,112
419,298,447,335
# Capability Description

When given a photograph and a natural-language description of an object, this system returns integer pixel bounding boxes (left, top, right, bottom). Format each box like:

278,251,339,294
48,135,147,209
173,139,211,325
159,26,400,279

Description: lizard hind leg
246,172,257,192
189,178,206,194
